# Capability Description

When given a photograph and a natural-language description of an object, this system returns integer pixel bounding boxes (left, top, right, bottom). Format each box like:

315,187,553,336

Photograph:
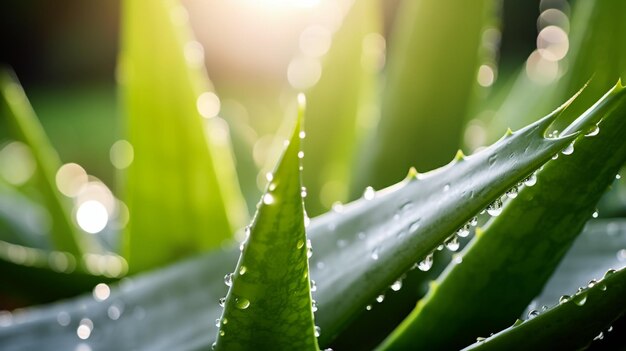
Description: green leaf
215,97,318,350
462,267,626,351
119,0,248,272
303,0,381,215
378,82,626,350
529,219,626,310
0,69,93,256
354,0,495,191
0,90,608,349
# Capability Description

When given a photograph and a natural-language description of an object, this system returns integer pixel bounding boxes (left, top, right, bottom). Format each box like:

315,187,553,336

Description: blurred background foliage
0,0,544,214
1,0,625,310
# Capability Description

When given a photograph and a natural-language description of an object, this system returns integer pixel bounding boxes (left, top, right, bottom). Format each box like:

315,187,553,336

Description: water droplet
527,310,539,319
310,280,317,292
312,300,318,312
219,297,226,307
212,342,217,350
298,151,305,159
593,331,604,341
371,248,379,260
263,193,275,205
443,184,450,192
376,294,385,303
585,125,599,137
239,266,247,275
391,279,403,291
235,297,250,309
587,279,597,288
224,273,233,287
437,244,444,251
617,174,622,180
561,142,574,155
409,221,420,232
332,202,344,213
57,311,71,326
297,240,304,249
559,295,570,304
608,326,614,332
299,131,306,139
573,294,587,306
265,172,273,182
457,224,470,237
269,182,277,191
445,235,460,251
524,173,537,187
215,319,220,327
592,209,599,218
239,242,245,252
476,337,486,342
487,198,503,217
365,305,372,311
304,214,311,228
223,318,228,325
506,185,519,199
552,153,559,160
76,319,93,340
418,253,434,271
453,255,463,264
363,186,375,200
604,269,616,278
470,216,478,226
314,325,321,337
301,187,307,198
541,305,548,311
219,330,225,336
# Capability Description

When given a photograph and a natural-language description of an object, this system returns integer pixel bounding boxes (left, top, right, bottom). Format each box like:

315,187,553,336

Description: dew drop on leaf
224,273,233,287
234,297,250,309
310,279,317,292
219,297,226,307
445,235,460,251
587,279,597,288
457,224,470,237
561,142,574,155
371,248,379,260
524,173,537,187
239,266,247,275
527,310,539,319
376,294,385,303
417,253,434,271
585,125,600,137
470,216,478,226
263,193,274,205
604,269,616,278
573,294,587,306
487,198,503,217
363,186,375,200
365,305,372,311
506,185,519,199
391,279,403,291
592,209,599,218
297,240,304,249
314,325,321,337
559,295,570,304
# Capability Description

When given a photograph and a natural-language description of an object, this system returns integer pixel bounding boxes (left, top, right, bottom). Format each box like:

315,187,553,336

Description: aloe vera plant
1,0,626,350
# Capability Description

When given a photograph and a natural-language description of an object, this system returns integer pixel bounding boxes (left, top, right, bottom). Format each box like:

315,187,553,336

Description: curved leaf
462,267,626,351
378,82,626,350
